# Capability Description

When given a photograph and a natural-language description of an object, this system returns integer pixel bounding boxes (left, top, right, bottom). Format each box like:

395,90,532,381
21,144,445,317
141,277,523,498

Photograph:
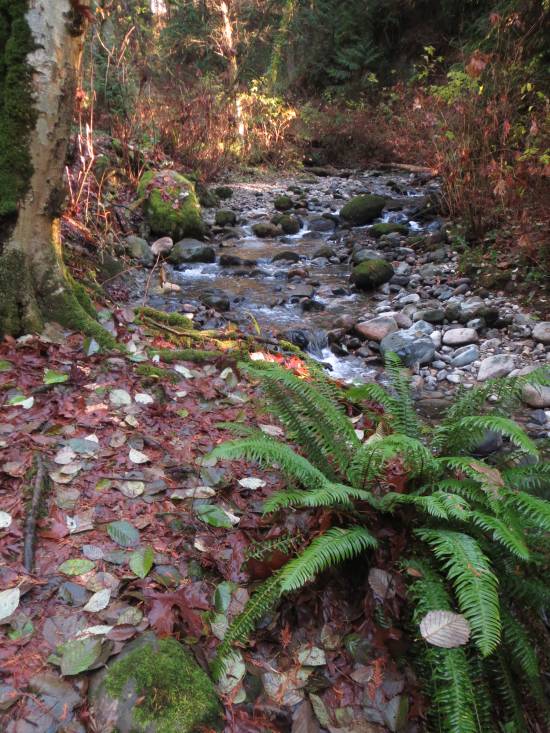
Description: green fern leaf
417,529,501,656
279,527,377,592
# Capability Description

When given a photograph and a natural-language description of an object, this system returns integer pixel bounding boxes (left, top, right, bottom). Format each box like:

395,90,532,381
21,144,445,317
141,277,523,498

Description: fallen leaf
107,520,140,548
83,588,111,613
129,448,150,464
0,587,20,622
0,511,12,529
419,610,471,648
58,559,96,576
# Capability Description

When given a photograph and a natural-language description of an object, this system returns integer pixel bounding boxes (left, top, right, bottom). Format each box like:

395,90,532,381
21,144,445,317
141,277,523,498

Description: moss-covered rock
350,258,394,290
274,194,293,212
137,171,204,240
125,236,154,267
370,222,409,238
252,222,281,238
214,186,233,200
195,183,220,208
340,194,385,226
89,634,222,733
279,214,301,235
215,209,237,227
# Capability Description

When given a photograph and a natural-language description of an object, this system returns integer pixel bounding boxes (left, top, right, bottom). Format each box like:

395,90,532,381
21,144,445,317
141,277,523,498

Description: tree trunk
0,0,116,347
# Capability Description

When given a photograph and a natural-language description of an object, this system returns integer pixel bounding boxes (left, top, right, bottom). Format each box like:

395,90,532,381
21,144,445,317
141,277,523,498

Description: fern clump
208,355,550,731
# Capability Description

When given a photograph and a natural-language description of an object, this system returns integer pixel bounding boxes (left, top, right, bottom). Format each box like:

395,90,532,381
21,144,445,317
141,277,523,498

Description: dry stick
23,455,49,573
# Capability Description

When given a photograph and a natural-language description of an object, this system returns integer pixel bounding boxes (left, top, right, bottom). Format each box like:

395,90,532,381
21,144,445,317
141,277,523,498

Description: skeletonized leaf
83,588,111,613
119,481,145,498
368,567,395,600
238,477,266,491
0,511,12,529
129,448,150,464
0,587,20,622
419,610,471,648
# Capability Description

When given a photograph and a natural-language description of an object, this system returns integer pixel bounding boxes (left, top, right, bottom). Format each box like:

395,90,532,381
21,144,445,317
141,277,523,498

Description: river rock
88,633,221,733
274,194,293,211
308,216,335,232
370,222,409,238
126,236,154,267
279,214,301,234
214,209,237,227
442,328,479,346
138,170,204,240
355,316,398,342
449,344,480,367
168,239,215,264
341,194,386,225
313,245,336,259
201,289,230,311
521,383,550,408
219,254,243,267
350,259,394,290
253,222,281,238
272,250,301,263
532,322,550,344
352,248,384,265
380,326,436,366
477,354,515,381
413,307,445,324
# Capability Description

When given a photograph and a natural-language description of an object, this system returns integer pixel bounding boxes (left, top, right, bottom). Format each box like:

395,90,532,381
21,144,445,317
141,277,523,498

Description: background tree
0,0,114,345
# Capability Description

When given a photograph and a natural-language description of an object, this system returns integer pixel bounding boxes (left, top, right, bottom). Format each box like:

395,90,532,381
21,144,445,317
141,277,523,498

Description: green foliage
209,354,550,729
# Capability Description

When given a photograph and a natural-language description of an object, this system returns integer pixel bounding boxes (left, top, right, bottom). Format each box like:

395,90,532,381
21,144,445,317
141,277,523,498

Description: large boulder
350,259,394,290
138,170,204,240
341,194,385,225
532,322,550,344
380,326,436,366
89,633,221,733
168,239,216,265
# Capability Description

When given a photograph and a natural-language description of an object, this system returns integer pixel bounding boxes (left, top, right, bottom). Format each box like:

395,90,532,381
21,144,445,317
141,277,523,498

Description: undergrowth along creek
209,354,550,732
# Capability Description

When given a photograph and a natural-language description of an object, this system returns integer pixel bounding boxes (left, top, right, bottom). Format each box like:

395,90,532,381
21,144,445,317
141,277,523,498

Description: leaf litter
0,318,426,732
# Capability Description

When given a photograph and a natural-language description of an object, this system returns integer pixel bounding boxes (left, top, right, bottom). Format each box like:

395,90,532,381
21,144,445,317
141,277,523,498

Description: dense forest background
80,0,549,280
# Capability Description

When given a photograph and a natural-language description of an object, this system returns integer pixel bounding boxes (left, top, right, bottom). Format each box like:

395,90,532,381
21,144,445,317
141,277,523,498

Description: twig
23,455,49,573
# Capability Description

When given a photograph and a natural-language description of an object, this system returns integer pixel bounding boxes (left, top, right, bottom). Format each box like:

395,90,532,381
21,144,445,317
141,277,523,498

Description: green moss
341,194,386,225
104,638,221,733
46,286,122,351
214,209,237,227
252,222,280,238
274,194,293,212
0,0,37,227
350,258,395,290
214,186,233,200
370,222,409,238
137,171,204,240
69,276,98,319
152,348,225,363
0,249,41,336
278,214,301,234
136,307,194,330
135,364,180,383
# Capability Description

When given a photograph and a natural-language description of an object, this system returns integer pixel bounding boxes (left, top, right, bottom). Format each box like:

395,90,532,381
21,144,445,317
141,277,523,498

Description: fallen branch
23,455,49,573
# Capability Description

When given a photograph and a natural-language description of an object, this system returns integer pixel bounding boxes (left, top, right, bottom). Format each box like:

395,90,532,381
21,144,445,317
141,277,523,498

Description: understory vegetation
209,355,550,732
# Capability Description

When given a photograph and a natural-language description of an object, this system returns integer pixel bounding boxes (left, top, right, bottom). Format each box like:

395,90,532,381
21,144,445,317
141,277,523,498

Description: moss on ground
136,307,194,330
104,637,221,733
137,170,204,240
152,348,225,363
135,364,180,382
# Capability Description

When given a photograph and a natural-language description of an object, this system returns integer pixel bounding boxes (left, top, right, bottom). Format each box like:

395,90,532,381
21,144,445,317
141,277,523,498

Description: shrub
209,355,550,732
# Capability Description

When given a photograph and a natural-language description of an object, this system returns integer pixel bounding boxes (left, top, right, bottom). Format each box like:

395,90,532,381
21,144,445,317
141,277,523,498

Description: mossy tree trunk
0,0,116,346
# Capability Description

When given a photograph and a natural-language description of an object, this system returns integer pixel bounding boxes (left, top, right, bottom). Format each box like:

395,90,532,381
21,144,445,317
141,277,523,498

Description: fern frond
451,416,538,457
486,652,526,733
211,573,282,680
279,527,377,592
348,433,438,488
263,483,377,513
502,463,550,495
243,360,359,477
509,490,550,532
383,352,422,438
501,608,540,683
469,512,530,561
417,529,501,656
209,436,326,488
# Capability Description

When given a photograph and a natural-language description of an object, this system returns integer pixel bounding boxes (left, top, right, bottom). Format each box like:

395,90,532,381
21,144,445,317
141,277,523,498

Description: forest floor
1,164,549,733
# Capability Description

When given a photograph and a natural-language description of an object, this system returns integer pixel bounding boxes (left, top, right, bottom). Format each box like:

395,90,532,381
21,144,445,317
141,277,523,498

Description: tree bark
0,0,116,347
